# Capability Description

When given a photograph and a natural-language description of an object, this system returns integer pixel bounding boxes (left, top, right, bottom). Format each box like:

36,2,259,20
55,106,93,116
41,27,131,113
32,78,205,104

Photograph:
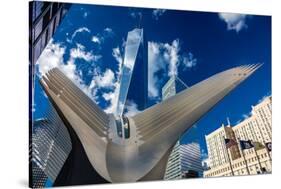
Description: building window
34,19,43,41
42,9,51,29
33,38,42,63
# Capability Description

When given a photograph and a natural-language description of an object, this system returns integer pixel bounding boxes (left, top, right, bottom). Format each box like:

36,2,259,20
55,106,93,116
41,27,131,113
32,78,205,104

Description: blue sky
34,4,271,159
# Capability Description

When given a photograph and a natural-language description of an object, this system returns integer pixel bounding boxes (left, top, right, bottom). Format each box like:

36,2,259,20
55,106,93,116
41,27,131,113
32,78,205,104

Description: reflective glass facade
162,76,203,179
116,28,148,116
164,142,202,179
29,1,70,67
29,4,71,186
162,75,188,100
30,102,72,187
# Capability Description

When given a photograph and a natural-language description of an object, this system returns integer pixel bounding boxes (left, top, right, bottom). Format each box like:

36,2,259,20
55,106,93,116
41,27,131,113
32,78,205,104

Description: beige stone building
205,125,241,169
233,96,272,143
204,148,271,177
204,96,272,177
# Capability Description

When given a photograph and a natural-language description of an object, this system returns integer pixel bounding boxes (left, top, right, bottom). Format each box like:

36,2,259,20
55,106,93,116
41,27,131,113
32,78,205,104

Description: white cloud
90,27,114,45
148,42,165,98
103,82,120,114
70,43,101,62
83,11,90,18
152,9,166,20
182,52,197,69
61,57,77,80
100,47,124,114
99,47,124,114
104,27,113,34
36,39,65,76
148,39,196,99
94,69,115,88
164,39,180,77
67,27,91,43
112,47,123,65
218,13,248,32
124,100,141,117
36,40,102,103
36,39,126,115
91,36,101,44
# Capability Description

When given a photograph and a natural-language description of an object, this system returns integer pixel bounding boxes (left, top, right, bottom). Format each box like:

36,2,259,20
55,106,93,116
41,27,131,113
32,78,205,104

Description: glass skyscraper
30,103,72,188
161,75,188,100
29,2,72,187
116,28,148,116
115,28,148,139
164,141,202,179
29,1,71,143
162,76,203,179
29,1,71,67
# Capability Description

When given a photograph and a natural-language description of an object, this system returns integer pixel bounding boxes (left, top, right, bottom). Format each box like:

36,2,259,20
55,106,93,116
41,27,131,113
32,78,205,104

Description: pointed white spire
227,117,231,126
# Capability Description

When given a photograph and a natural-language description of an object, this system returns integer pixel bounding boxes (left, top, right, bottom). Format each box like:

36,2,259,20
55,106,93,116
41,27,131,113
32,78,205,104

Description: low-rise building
203,96,272,177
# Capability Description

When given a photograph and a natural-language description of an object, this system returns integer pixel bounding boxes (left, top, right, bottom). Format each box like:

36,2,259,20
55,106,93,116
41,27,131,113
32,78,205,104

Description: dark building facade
29,1,71,68
29,2,71,187
29,1,71,132
31,161,48,188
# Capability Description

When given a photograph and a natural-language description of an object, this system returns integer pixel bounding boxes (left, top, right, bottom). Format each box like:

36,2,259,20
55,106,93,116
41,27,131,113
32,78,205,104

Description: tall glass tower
162,76,203,179
164,141,202,179
115,28,148,139
116,28,148,116
30,103,72,187
162,75,188,100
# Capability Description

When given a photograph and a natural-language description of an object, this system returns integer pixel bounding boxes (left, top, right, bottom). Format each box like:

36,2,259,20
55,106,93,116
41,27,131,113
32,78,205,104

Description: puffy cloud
182,52,197,69
112,47,123,65
100,47,124,114
36,40,102,102
91,27,114,45
102,82,120,114
99,47,124,114
148,39,196,99
163,39,180,77
148,42,165,98
124,100,141,117
70,43,101,62
36,38,125,115
98,46,125,114
36,39,65,76
218,13,248,32
152,9,166,20
93,69,115,88
91,36,101,44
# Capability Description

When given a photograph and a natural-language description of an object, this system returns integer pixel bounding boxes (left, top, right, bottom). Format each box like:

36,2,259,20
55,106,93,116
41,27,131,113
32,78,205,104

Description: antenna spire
227,117,231,126
138,12,142,28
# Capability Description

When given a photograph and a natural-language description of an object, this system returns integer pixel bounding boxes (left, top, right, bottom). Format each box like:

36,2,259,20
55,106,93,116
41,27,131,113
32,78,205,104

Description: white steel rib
40,64,261,182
